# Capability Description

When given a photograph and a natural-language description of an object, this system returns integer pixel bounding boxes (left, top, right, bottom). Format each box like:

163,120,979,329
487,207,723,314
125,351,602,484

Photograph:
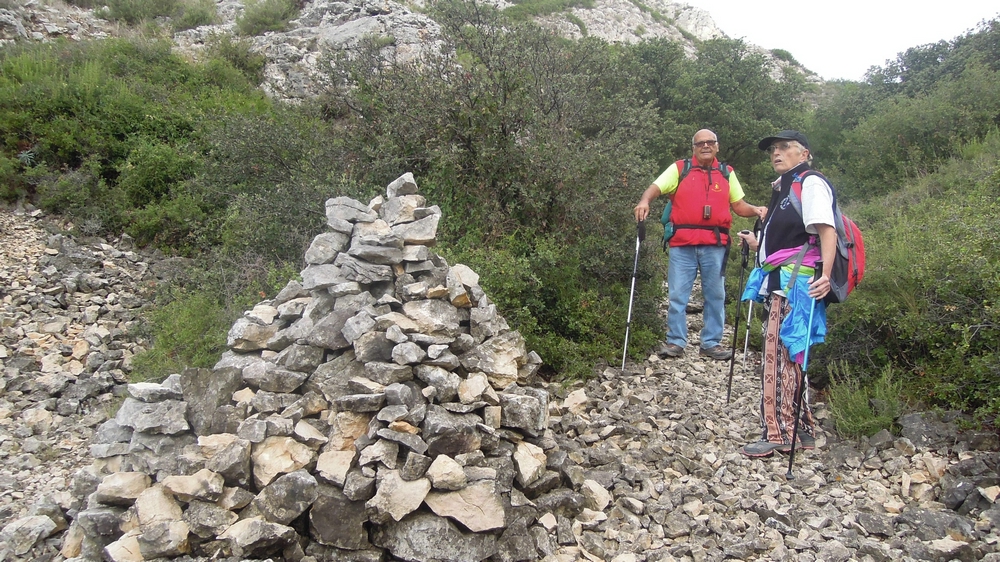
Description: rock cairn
62,173,564,561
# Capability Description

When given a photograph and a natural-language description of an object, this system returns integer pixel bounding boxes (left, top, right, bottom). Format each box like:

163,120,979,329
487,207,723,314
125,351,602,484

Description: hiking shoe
795,432,816,450
740,441,788,457
657,343,684,358
699,345,731,361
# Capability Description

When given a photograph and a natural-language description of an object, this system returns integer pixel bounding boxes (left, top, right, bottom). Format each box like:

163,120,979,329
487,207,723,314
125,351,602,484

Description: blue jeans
666,245,726,349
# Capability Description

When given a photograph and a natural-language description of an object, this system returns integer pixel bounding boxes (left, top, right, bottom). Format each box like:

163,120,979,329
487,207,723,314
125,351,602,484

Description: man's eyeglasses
766,141,797,154
693,140,718,147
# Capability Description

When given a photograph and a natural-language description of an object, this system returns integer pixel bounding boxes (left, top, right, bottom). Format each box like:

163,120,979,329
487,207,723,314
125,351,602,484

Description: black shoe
699,345,730,361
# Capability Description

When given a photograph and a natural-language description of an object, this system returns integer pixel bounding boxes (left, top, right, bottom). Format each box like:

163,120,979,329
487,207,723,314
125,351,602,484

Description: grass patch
98,0,179,24
828,363,905,439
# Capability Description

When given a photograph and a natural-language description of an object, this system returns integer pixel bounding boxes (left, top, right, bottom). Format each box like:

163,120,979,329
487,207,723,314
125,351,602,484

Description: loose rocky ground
0,204,999,561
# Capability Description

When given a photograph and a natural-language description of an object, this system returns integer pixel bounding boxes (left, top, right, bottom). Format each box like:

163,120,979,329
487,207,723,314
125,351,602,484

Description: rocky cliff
0,0,743,102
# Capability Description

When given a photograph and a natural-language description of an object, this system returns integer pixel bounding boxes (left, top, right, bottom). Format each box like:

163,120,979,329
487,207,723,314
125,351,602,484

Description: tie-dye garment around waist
741,265,827,365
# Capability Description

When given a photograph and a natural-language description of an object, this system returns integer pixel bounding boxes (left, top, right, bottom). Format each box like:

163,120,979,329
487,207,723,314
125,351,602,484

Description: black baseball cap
758,130,810,151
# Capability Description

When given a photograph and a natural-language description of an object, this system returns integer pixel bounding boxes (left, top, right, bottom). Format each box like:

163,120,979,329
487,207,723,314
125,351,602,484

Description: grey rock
310,485,371,550
251,469,320,525
371,511,497,561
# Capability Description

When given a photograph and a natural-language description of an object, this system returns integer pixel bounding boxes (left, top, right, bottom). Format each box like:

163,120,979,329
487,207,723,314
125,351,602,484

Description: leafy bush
130,289,229,381
835,62,1000,199
770,48,798,65
816,131,1000,425
236,0,300,36
566,13,587,36
116,139,199,208
205,34,267,84
0,37,271,235
173,0,218,31
194,106,361,261
828,363,904,439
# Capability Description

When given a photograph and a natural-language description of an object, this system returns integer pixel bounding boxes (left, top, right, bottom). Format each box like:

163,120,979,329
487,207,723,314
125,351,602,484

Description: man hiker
633,129,766,360
736,130,835,457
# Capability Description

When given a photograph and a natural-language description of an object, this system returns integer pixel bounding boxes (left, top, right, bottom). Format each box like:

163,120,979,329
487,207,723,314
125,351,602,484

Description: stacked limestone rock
65,173,574,561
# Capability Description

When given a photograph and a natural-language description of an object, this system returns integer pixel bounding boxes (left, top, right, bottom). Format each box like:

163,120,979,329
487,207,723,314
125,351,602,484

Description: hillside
0,0,815,102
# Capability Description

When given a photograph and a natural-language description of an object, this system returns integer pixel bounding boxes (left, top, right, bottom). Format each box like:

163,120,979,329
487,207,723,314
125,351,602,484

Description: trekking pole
742,301,753,367
726,232,751,404
742,218,762,367
621,220,646,370
786,261,822,480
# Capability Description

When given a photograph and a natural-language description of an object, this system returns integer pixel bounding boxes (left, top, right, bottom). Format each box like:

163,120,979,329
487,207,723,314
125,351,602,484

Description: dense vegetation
1,1,997,431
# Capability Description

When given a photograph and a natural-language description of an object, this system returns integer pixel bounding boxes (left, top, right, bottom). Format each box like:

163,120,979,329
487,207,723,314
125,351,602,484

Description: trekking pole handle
739,230,750,266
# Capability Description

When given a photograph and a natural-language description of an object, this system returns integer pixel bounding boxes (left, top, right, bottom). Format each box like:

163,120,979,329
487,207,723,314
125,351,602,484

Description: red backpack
788,171,866,304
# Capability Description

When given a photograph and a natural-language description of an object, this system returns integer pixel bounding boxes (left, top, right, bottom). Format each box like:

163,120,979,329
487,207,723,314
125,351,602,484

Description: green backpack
660,158,731,250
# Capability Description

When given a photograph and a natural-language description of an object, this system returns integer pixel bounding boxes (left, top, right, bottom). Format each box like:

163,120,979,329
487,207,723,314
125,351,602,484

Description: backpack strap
677,158,693,182
678,158,731,182
789,170,850,260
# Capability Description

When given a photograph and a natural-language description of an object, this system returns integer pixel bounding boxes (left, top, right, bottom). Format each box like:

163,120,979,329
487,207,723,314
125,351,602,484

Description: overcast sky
679,1,1000,81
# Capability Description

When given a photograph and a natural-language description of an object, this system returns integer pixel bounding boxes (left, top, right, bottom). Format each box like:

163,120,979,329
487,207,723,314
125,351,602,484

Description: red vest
668,159,733,247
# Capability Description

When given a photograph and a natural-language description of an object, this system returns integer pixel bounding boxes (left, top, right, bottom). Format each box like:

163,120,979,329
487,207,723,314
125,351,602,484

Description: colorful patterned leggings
759,292,815,444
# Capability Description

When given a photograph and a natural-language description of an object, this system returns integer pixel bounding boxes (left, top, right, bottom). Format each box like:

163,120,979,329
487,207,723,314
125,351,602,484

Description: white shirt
758,174,835,265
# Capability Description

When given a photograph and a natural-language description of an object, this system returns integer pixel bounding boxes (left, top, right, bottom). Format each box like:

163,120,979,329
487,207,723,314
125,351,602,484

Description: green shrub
817,132,1000,425
503,0,595,20
0,37,271,236
116,139,199,207
828,363,904,439
205,33,267,85
130,289,229,381
770,48,798,65
236,0,300,36
126,192,210,252
174,0,218,31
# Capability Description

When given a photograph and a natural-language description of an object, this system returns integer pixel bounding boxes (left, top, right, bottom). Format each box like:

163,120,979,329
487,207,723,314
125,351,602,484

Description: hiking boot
740,441,789,457
657,343,684,358
699,345,730,361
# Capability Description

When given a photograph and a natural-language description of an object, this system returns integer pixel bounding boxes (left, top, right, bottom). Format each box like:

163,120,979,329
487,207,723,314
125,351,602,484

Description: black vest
761,163,813,289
